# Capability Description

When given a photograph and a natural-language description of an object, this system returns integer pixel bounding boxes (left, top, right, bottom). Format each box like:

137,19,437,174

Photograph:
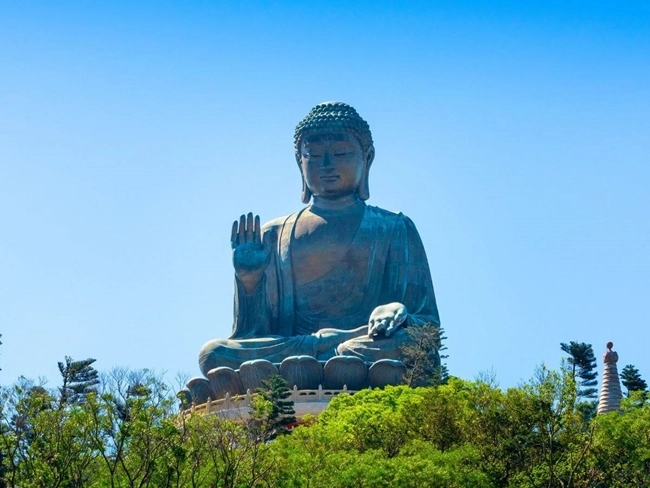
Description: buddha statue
195,102,440,396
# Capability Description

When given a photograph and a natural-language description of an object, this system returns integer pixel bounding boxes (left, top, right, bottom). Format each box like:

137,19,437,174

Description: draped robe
198,204,440,376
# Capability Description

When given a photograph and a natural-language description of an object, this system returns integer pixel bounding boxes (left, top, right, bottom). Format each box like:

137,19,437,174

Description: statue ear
297,157,312,204
358,146,374,201
301,175,312,204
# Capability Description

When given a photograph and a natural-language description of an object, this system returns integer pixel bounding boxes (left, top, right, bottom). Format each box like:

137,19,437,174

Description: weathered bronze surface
196,102,440,393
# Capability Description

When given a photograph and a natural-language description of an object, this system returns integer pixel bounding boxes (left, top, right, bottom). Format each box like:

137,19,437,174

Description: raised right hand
231,212,270,294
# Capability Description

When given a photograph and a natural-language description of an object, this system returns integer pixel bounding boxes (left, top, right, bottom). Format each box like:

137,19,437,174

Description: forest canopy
1,361,649,488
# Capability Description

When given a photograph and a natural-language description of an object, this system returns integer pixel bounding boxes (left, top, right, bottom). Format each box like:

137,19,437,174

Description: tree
11,362,650,486
589,393,650,487
251,375,296,441
57,356,99,408
401,323,448,387
276,374,599,487
0,377,99,488
560,341,598,399
620,364,647,397
85,367,182,487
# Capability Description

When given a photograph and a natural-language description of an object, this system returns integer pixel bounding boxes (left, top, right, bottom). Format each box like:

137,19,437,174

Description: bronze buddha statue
188,102,440,400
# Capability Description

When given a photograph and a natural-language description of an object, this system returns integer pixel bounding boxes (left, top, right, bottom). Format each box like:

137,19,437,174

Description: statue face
300,132,367,200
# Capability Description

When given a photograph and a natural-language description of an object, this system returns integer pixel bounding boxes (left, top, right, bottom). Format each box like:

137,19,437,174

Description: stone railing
183,384,355,420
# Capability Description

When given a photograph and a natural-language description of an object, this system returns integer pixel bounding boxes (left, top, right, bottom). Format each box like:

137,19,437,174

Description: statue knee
198,338,234,376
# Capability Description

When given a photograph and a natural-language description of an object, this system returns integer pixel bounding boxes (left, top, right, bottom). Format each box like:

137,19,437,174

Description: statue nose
321,152,333,168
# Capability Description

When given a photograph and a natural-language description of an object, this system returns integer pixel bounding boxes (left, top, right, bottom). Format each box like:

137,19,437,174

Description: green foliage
589,393,650,487
174,413,275,487
251,374,296,441
270,434,492,488
84,368,182,487
3,361,650,487
560,341,598,399
57,356,99,408
0,370,182,487
620,364,648,396
0,377,99,488
268,372,602,487
401,323,448,387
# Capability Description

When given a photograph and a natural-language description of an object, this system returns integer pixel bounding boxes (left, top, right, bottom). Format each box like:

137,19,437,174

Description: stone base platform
179,355,407,412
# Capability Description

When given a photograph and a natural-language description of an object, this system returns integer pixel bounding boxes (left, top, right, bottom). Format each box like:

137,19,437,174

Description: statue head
295,102,375,204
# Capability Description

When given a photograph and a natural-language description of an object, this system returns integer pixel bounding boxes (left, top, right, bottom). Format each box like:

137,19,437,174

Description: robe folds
198,204,440,376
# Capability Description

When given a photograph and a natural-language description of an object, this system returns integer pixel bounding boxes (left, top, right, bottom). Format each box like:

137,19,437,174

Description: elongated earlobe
358,170,370,201
301,177,312,204
358,146,374,201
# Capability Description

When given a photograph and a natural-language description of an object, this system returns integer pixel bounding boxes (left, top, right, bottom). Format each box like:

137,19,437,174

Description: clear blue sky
1,1,649,389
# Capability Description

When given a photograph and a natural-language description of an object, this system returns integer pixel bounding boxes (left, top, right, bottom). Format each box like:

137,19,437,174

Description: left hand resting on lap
368,302,408,339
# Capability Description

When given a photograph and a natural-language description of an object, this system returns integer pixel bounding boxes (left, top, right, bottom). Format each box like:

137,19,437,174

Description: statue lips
320,175,339,182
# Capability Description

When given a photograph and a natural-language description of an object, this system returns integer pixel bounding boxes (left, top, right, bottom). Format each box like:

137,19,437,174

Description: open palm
231,213,270,292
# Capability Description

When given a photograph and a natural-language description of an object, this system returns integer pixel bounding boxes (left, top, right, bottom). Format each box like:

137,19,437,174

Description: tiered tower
597,341,622,415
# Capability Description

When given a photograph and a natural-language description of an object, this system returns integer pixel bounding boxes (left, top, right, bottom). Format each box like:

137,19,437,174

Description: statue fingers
246,213,254,242
376,319,389,333
368,319,376,338
238,215,246,243
394,312,407,326
385,319,396,337
231,220,239,249
254,215,261,244
394,306,408,323
370,319,390,339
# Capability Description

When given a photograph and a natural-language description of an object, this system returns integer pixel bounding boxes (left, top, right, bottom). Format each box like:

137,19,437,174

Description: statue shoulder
365,205,418,228
365,206,425,249
260,212,301,238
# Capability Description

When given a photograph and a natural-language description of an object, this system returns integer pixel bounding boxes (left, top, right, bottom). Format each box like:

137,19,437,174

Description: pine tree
560,341,598,399
401,323,448,387
251,374,296,440
57,356,100,408
620,364,648,397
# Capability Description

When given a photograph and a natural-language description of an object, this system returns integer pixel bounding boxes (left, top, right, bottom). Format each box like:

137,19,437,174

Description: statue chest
290,210,374,330
291,209,366,287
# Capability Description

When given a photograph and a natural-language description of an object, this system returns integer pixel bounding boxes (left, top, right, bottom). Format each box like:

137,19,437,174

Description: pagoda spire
597,341,623,415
